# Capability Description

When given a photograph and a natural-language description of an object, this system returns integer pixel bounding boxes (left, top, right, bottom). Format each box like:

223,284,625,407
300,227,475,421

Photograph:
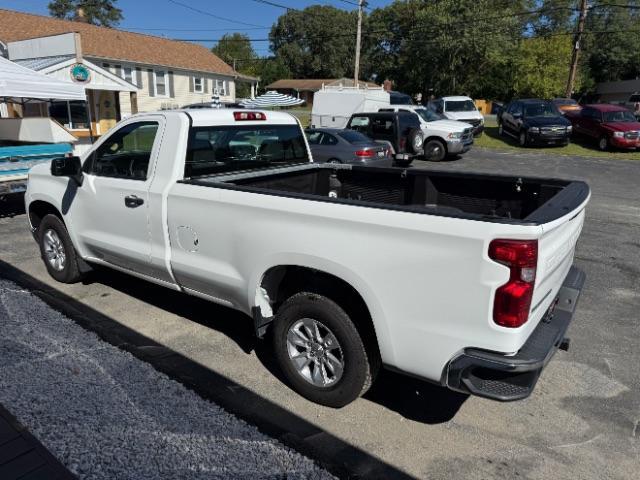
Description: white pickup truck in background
25,109,589,407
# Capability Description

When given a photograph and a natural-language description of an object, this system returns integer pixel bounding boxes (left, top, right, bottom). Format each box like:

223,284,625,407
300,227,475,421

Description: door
504,102,522,134
72,120,162,277
306,130,328,162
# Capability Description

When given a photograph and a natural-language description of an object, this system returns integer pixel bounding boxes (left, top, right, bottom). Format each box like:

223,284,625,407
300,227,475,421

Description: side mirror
51,156,83,185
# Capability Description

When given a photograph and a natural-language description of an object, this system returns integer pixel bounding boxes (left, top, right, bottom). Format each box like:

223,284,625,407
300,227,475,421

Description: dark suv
498,99,571,147
345,112,424,167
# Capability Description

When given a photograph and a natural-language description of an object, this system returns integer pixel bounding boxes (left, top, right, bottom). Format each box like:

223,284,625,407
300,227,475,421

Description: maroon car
567,104,640,151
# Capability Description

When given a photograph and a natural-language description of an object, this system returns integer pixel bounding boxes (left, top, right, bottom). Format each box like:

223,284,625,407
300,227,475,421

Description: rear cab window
185,125,309,178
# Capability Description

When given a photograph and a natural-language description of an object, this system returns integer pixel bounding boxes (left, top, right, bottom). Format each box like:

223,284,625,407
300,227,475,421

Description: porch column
250,82,255,99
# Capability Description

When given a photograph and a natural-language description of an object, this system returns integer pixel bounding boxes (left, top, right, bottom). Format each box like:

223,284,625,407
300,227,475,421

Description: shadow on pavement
0,194,26,219
0,259,416,480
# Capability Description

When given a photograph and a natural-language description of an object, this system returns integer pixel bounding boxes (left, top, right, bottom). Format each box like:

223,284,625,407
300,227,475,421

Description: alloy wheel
43,228,66,271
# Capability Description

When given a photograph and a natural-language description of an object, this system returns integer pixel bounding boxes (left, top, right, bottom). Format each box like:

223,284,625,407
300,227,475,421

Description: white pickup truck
25,109,589,408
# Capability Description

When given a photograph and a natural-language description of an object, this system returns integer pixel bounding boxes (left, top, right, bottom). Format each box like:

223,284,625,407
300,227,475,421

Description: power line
166,0,267,28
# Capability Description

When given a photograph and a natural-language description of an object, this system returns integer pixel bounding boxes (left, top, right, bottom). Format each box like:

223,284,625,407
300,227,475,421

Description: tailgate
529,206,587,325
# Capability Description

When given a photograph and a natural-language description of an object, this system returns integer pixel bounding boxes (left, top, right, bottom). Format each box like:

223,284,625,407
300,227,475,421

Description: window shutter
189,75,194,93
147,69,155,97
168,71,175,98
114,65,122,78
204,77,208,94
135,66,141,87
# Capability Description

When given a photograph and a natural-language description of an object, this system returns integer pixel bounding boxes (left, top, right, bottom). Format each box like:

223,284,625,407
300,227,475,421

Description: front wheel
38,214,84,283
519,131,528,147
272,292,378,408
598,136,609,151
423,139,446,161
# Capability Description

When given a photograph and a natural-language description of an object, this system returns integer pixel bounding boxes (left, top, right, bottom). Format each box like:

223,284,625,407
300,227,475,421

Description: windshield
524,102,559,118
414,108,444,122
185,124,309,177
444,100,476,112
603,110,637,123
337,130,371,144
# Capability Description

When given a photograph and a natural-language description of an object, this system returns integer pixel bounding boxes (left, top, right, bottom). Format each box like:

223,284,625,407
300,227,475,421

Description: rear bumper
445,266,586,401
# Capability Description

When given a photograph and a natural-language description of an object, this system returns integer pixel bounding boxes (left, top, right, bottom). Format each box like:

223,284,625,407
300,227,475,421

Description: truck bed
185,164,589,225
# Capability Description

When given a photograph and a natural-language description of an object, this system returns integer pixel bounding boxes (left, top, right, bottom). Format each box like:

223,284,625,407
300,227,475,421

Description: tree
48,0,123,27
255,57,291,93
269,5,358,79
212,33,260,98
512,35,577,98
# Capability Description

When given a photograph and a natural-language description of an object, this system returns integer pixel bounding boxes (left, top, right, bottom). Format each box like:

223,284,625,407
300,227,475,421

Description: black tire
38,214,84,283
598,136,609,151
423,139,447,162
406,128,424,154
272,292,378,408
327,158,341,164
519,130,528,147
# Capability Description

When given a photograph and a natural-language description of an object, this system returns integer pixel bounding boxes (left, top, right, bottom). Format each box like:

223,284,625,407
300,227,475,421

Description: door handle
124,195,144,208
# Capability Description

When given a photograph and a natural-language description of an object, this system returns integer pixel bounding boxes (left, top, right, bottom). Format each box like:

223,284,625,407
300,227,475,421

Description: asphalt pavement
0,146,638,479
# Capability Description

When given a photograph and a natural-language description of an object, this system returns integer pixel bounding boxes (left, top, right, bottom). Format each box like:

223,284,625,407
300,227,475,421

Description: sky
1,0,392,57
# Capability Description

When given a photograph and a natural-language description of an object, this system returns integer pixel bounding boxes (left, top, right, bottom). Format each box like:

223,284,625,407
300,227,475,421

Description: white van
311,85,391,129
428,96,485,136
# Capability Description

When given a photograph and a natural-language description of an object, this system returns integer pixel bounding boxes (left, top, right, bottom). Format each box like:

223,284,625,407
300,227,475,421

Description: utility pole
565,0,588,98
354,0,365,87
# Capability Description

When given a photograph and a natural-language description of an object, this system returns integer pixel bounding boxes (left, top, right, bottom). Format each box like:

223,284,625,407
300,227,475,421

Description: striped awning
240,90,305,108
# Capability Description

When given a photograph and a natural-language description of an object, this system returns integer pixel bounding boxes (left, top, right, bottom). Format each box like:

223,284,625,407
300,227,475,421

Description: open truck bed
185,163,590,225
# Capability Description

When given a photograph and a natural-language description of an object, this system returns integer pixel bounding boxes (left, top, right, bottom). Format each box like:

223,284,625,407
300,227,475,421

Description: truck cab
429,96,485,136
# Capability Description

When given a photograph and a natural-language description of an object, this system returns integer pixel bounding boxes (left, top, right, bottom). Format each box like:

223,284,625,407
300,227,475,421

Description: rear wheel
327,158,341,164
423,139,446,161
407,128,424,154
598,136,609,151
38,214,84,283
272,292,378,407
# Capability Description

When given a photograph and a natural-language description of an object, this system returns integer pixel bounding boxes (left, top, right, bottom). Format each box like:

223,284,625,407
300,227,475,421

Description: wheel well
260,265,380,356
29,201,63,231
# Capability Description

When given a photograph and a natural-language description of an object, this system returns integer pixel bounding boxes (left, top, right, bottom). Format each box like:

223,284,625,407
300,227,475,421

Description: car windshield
414,108,443,122
444,100,476,112
337,130,371,144
603,110,637,122
524,102,559,118
185,124,309,177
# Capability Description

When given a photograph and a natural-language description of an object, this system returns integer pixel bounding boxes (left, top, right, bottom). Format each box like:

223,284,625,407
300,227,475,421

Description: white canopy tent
0,56,85,102
240,91,305,108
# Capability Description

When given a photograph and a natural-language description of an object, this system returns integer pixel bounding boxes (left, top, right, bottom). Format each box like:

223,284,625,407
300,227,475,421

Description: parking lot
1,147,638,480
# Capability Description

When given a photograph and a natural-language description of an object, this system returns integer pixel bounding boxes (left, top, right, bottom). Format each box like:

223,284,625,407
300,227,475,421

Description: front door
72,120,162,277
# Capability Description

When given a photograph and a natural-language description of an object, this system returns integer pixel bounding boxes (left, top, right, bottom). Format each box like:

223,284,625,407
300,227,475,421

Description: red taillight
355,149,374,157
399,137,406,151
233,111,266,121
489,239,538,328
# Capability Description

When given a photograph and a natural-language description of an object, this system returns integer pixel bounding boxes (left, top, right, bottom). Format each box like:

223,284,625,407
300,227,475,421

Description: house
0,8,258,139
266,78,379,107
595,78,640,104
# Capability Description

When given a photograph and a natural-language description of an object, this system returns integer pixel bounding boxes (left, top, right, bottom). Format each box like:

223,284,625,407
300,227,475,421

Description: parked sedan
498,99,571,147
305,128,393,166
567,104,640,151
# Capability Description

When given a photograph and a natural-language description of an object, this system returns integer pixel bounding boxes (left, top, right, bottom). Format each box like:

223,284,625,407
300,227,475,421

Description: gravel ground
0,277,335,480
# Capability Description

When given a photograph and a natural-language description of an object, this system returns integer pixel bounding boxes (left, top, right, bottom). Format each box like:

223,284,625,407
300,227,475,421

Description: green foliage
48,0,123,27
269,5,357,78
254,57,291,94
512,35,576,98
212,33,259,97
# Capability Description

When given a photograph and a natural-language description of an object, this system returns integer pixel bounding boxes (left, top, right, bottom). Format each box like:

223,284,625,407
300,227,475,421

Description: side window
320,134,338,146
372,117,394,136
514,103,523,116
349,116,370,134
91,121,159,180
306,131,322,145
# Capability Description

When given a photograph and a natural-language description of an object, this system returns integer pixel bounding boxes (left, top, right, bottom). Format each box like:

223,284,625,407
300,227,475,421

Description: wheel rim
43,228,66,271
413,136,424,150
498,124,503,135
599,138,607,150
286,318,344,388
425,142,442,160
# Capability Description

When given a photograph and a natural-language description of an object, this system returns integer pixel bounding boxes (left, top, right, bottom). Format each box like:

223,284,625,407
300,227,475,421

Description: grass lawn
476,118,640,160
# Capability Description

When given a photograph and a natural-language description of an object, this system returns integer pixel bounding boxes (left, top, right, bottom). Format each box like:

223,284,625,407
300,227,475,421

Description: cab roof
177,109,300,127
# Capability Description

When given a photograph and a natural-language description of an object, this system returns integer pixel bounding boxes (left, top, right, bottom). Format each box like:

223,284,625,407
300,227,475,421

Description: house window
214,79,226,96
48,101,90,130
122,66,136,86
194,76,203,93
154,70,168,97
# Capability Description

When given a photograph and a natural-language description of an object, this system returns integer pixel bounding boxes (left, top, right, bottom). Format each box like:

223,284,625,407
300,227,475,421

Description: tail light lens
355,149,374,157
399,137,406,151
489,239,538,328
233,111,266,121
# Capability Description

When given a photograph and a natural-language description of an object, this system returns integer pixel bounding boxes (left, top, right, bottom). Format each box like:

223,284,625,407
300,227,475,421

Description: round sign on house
70,63,91,83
